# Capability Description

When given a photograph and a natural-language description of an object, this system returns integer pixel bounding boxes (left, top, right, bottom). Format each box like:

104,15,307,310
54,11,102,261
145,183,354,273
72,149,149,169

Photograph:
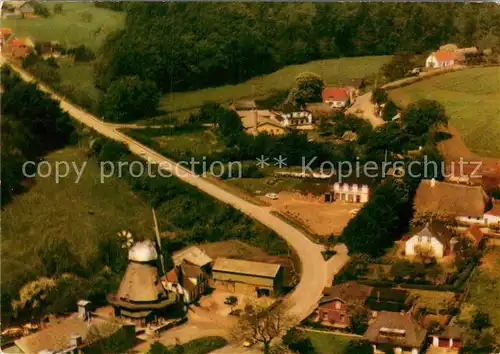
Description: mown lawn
160,55,390,114
389,67,500,157
3,2,125,51
304,331,352,354
1,147,153,294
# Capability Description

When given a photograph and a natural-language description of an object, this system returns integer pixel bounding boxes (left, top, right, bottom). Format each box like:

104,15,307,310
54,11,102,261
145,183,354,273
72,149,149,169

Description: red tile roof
166,268,179,283
322,88,349,102
486,203,500,217
433,51,458,63
0,28,13,38
10,38,26,47
467,224,484,246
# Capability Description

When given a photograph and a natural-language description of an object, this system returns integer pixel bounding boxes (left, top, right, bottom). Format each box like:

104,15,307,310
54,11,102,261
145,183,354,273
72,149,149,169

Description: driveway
345,92,385,128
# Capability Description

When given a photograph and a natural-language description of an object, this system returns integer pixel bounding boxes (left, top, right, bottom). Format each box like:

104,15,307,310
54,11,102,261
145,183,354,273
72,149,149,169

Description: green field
304,331,352,354
1,147,153,293
3,2,125,51
389,67,500,157
160,55,390,114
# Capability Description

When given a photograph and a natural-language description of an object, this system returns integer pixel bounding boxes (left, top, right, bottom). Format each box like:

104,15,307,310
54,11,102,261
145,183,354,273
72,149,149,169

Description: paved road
345,92,385,128
5,60,350,350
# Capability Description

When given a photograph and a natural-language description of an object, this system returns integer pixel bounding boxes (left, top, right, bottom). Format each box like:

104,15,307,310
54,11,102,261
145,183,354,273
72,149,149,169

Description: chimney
70,334,83,347
253,109,258,134
431,178,436,187
77,300,91,320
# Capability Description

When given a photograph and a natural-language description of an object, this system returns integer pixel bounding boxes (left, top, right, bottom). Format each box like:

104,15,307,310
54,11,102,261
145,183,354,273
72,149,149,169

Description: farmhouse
2,1,35,19
413,179,489,220
315,282,373,328
322,87,350,109
172,245,212,272
164,260,209,304
430,325,464,350
108,241,177,326
3,38,33,58
364,311,427,354
229,99,257,111
404,221,455,259
425,47,478,68
273,109,313,127
236,109,287,135
333,182,369,203
12,304,135,354
211,258,283,296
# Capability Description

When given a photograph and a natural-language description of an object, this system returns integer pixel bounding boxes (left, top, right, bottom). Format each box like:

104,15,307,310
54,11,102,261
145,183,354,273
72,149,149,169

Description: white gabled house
404,222,454,259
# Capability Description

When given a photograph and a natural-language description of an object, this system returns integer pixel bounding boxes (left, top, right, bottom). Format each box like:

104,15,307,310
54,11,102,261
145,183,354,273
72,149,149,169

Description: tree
53,3,63,14
38,238,83,277
335,253,371,282
343,340,372,354
454,237,481,272
101,76,160,122
33,2,50,17
215,107,244,146
381,52,415,81
341,181,411,257
371,87,388,105
285,72,324,107
470,311,492,332
401,100,449,136
382,100,398,121
349,305,369,334
282,328,315,353
232,301,296,354
68,45,95,62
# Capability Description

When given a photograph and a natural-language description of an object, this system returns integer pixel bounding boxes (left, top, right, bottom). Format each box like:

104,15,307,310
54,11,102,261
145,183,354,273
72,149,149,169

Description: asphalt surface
6,60,350,352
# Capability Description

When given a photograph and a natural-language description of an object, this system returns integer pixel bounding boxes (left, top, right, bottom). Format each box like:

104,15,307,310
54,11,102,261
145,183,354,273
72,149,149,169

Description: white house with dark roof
404,222,455,259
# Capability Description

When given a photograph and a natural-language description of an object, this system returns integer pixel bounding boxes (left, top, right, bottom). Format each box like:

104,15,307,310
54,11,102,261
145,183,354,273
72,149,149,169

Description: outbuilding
211,258,283,296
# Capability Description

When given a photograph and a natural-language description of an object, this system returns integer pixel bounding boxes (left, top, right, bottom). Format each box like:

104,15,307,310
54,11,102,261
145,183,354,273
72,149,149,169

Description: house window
340,314,345,322
427,237,431,243
335,301,341,310
418,236,422,243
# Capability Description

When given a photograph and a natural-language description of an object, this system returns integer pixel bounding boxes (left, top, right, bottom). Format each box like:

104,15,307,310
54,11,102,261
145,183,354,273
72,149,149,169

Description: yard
389,67,500,157
408,289,457,314
303,331,353,354
2,2,125,51
462,247,500,329
1,147,153,298
160,55,390,114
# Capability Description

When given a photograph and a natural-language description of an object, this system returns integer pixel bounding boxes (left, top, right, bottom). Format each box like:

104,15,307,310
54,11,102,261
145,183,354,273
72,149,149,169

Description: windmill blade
152,208,165,274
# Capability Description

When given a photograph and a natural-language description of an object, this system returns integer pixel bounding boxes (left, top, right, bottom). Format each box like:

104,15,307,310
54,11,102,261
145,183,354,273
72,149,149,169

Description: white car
265,193,278,200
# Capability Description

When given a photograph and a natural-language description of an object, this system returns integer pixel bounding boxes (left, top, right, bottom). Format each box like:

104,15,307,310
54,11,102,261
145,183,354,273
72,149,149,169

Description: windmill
152,208,166,275
117,230,134,249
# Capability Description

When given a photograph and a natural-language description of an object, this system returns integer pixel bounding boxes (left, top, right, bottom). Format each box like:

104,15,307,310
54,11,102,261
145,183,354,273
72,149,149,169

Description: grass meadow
1,147,153,294
160,55,390,114
389,67,500,157
304,331,352,354
2,2,125,51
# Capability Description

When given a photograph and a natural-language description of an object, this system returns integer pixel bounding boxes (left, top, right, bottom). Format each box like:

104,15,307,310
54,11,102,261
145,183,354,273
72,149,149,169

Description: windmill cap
128,240,158,262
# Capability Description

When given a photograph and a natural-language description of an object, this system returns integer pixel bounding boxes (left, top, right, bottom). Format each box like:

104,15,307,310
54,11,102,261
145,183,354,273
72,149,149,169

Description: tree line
95,2,500,97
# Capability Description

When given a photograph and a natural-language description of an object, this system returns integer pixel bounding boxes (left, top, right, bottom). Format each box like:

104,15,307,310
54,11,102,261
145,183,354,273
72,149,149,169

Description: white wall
405,235,444,258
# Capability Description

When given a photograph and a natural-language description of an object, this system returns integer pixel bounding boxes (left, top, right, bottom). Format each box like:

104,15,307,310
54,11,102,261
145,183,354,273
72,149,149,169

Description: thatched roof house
414,179,489,218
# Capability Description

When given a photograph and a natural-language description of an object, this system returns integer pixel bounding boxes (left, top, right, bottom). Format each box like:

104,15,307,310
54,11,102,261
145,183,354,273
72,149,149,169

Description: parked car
265,192,278,200
243,338,256,348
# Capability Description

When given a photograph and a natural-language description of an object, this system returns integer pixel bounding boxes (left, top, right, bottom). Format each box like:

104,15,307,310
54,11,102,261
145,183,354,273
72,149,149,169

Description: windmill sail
152,208,165,274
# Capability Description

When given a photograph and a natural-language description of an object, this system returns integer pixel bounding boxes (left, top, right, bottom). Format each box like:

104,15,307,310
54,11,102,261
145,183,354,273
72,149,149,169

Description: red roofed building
466,224,485,247
0,28,13,47
4,37,32,58
322,88,350,109
426,51,462,68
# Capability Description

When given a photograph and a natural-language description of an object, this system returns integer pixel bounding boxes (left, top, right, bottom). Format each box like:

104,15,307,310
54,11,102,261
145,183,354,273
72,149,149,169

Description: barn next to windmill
108,240,178,326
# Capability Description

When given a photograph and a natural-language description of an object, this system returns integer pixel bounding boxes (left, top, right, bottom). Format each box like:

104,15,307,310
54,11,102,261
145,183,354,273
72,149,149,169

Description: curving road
5,59,349,340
